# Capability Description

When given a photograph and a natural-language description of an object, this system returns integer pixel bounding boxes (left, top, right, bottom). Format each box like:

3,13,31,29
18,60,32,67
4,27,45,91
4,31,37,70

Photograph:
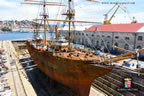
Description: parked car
0,52,6,55
1,60,6,63
1,56,6,60
0,61,2,64
10,59,16,65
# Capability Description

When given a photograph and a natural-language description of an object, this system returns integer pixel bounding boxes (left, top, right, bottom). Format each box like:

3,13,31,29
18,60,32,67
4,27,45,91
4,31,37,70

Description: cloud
0,4,38,20
74,0,144,24
0,0,17,8
0,0,66,20
0,0,144,25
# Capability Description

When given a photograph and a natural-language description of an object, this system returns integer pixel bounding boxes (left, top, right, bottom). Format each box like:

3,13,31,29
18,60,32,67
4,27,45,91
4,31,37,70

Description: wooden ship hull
27,41,112,96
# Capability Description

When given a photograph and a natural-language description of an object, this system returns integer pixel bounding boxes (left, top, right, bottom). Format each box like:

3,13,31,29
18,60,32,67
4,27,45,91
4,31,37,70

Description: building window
82,33,84,36
114,42,118,47
79,38,81,43
82,38,84,44
91,34,94,37
96,41,99,47
85,39,88,44
91,39,94,44
115,36,119,39
137,46,142,49
138,36,143,41
86,34,88,36
79,33,81,35
101,41,104,46
107,36,111,38
124,44,129,50
125,37,130,40
102,35,104,37
107,42,110,50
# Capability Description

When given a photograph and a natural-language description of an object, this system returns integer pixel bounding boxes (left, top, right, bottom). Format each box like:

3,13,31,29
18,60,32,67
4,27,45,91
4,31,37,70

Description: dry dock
0,40,144,96
1,40,106,96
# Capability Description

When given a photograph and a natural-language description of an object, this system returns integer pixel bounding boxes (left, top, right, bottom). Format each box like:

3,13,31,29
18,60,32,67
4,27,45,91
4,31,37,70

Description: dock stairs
93,69,144,96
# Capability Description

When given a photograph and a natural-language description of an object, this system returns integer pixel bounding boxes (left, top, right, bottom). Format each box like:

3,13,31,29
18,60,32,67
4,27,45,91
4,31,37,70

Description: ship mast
22,0,65,45
23,0,101,47
62,0,75,49
68,0,71,49
43,0,47,45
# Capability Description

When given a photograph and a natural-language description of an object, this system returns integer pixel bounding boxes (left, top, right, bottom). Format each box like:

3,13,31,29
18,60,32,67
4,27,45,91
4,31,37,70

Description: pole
44,17,47,45
44,0,47,45
68,18,71,49
137,53,140,76
68,0,71,49
136,49,140,76
55,25,58,40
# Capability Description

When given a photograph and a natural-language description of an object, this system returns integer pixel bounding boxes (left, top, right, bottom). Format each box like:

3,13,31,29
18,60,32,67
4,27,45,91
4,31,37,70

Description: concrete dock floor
0,40,36,96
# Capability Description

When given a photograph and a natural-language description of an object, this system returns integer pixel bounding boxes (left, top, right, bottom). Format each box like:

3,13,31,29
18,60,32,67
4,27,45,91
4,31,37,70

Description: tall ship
23,0,144,96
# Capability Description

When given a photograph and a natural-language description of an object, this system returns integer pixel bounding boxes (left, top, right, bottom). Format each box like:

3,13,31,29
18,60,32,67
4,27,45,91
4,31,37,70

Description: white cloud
0,0,66,20
0,0,144,25
0,4,38,20
0,0,17,8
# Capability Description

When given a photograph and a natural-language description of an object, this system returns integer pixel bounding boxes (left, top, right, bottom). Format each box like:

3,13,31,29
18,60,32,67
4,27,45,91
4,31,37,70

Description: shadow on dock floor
20,58,76,96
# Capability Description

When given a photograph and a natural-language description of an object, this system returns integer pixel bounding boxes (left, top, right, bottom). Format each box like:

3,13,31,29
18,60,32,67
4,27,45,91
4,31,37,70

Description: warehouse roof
84,23,144,33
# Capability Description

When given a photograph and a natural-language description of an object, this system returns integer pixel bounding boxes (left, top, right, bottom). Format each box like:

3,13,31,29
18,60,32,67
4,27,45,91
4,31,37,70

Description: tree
1,27,12,32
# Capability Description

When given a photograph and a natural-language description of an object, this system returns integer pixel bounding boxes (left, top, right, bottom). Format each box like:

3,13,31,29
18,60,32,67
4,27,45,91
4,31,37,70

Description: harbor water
0,32,55,40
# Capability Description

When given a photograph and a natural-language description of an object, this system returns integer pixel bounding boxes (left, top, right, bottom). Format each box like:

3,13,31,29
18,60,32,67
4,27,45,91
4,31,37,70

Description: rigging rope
55,0,63,26
97,31,111,53
117,32,134,50
119,5,132,21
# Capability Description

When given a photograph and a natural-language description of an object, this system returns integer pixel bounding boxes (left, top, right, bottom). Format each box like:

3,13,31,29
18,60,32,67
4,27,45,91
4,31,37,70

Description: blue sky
0,0,144,24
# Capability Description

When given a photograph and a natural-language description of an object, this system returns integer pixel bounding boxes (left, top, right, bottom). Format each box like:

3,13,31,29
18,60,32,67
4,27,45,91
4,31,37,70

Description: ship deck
30,41,105,61
53,49,99,61
34,45,102,61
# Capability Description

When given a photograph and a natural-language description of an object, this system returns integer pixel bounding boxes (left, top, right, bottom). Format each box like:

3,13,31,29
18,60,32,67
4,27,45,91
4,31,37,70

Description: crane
131,16,137,24
104,4,120,24
93,46,144,65
119,6,137,24
93,46,144,76
112,46,141,76
98,46,144,64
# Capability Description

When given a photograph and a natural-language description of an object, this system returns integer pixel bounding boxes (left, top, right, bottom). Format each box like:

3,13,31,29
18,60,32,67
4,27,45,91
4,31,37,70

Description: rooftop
84,23,144,33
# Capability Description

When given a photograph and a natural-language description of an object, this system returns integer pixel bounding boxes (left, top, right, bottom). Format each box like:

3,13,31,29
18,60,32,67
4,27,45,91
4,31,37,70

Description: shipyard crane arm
104,4,117,17
94,47,144,64
112,46,134,53
104,4,120,24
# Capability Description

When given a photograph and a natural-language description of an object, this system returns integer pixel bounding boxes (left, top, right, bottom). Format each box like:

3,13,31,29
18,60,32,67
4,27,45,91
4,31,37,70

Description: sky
0,0,144,24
